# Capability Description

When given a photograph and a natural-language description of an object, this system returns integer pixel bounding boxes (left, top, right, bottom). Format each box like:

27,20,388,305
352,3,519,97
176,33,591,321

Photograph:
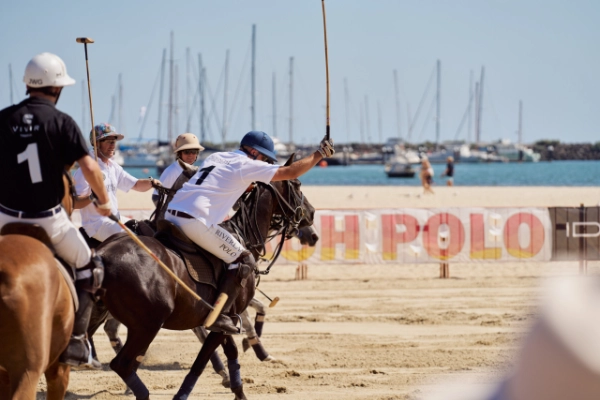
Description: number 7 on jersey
195,165,215,186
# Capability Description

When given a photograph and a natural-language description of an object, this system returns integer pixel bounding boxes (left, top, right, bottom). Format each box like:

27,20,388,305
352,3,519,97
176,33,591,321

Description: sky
1,0,598,146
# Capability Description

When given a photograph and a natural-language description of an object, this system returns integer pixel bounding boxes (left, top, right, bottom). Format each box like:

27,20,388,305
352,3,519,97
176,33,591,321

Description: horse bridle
229,180,310,276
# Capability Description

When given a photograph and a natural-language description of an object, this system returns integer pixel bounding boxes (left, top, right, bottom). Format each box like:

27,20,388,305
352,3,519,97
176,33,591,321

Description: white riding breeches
165,213,245,264
249,297,266,314
90,217,124,242
0,207,91,269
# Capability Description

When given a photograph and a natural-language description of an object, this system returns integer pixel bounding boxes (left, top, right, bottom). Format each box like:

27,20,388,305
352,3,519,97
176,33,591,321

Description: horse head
275,153,315,232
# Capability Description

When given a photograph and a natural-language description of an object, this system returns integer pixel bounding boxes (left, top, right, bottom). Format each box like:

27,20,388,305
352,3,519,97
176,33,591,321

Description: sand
43,186,600,399
118,186,600,210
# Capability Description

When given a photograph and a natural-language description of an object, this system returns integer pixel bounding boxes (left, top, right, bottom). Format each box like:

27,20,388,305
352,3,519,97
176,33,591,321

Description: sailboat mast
344,78,350,143
251,24,256,130
518,100,523,145
272,72,277,137
474,82,480,143
289,56,294,146
168,31,174,144
174,64,179,136
157,48,166,142
467,70,473,144
477,66,485,143
393,69,401,140
435,59,441,149
9,64,14,104
198,54,205,143
118,73,123,133
359,101,364,143
377,101,382,143
185,47,191,132
222,49,229,150
81,80,86,132
406,103,411,141
365,95,370,142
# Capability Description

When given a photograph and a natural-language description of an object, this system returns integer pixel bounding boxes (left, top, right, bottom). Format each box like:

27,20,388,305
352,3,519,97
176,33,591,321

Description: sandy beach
44,185,600,399
118,186,600,210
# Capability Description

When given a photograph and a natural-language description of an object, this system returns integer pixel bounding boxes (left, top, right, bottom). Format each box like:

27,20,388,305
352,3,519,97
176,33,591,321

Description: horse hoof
262,355,275,362
232,386,247,400
218,370,231,389
124,387,133,396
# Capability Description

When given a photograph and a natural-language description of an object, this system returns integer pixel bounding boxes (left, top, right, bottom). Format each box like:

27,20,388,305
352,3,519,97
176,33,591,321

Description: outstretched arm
271,137,334,181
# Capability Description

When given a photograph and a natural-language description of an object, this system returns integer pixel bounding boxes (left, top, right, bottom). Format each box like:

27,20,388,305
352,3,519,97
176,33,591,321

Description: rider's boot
206,251,254,335
59,251,104,366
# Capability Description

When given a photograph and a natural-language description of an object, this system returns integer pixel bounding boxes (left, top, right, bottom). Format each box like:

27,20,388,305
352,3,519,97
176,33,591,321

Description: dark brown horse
96,177,314,400
0,172,76,400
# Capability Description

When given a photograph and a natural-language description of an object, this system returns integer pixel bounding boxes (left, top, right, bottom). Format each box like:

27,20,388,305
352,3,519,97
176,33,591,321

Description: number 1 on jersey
17,143,42,184
195,165,215,186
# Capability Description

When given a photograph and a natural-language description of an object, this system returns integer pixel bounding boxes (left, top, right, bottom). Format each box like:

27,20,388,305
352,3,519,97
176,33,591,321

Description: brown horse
95,177,314,400
0,172,76,400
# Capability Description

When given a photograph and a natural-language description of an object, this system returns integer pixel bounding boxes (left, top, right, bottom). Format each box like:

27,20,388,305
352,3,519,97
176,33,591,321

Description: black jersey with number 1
0,97,89,212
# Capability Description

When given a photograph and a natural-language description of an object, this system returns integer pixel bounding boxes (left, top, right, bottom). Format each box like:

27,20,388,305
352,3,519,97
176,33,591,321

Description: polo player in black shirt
0,52,111,367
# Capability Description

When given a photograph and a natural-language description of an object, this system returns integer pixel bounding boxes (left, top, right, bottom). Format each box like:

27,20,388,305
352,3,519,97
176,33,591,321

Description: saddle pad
54,259,78,311
179,248,223,289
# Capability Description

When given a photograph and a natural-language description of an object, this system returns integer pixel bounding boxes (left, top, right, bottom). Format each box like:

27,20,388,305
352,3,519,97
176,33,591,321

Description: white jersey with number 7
167,150,280,227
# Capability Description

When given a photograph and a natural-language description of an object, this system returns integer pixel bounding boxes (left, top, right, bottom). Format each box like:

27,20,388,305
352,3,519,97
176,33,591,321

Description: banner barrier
74,207,567,264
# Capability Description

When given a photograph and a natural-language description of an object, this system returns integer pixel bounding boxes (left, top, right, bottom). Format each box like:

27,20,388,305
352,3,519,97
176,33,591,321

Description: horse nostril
311,234,319,242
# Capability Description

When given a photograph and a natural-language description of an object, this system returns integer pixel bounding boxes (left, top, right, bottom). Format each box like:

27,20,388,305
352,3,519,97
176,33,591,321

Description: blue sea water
125,160,600,186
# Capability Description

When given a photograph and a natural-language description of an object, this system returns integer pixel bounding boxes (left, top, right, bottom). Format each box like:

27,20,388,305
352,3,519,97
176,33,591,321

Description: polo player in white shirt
166,131,334,333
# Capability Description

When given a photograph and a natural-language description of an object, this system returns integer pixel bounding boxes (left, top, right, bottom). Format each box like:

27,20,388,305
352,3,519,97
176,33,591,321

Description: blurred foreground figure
423,276,600,400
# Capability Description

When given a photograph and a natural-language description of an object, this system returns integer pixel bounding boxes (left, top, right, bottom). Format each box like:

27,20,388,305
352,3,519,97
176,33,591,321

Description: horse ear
284,153,295,167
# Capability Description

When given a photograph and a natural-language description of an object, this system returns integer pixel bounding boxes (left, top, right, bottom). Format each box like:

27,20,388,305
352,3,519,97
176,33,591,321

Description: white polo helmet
174,133,205,153
23,53,76,88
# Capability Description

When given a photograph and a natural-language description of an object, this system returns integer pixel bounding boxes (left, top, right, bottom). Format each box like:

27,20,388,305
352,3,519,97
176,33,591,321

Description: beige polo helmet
174,133,204,153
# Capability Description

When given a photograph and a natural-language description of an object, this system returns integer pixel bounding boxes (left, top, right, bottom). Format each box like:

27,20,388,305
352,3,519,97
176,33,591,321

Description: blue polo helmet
240,131,277,162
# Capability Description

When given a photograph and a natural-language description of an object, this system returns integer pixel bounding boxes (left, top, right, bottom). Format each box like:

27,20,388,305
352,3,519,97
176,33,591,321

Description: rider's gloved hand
317,136,335,158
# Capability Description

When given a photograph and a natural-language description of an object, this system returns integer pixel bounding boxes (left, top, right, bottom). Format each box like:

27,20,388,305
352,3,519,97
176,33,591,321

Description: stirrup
227,314,245,336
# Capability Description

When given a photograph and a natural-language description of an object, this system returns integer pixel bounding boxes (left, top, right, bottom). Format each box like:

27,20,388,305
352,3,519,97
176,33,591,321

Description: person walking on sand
420,156,434,194
441,156,454,186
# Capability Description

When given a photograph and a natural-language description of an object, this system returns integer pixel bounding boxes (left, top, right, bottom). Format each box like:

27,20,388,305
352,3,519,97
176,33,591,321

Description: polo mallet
76,37,98,161
321,0,331,141
106,214,227,327
257,287,279,308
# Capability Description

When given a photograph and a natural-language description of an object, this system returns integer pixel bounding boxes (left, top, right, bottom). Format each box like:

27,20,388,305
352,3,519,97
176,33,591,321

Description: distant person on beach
73,123,160,242
441,156,454,186
420,157,434,194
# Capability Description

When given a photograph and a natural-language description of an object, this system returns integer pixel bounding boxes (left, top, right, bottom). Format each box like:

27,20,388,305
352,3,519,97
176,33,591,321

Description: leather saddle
154,219,225,289
0,223,79,310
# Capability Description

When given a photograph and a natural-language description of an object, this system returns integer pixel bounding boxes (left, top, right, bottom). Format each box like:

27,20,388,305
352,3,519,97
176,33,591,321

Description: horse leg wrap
227,359,242,390
249,337,271,361
124,372,149,400
255,313,266,337
173,373,199,400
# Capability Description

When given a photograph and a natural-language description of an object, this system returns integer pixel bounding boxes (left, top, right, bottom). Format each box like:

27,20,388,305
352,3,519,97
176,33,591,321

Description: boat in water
385,161,416,178
493,140,540,162
384,147,416,178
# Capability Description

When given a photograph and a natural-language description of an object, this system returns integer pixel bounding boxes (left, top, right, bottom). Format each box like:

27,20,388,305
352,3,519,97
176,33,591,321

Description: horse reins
228,181,309,276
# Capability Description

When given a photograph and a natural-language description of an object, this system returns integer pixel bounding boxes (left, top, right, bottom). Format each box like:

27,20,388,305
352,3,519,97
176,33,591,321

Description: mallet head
76,37,94,44
268,297,280,308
